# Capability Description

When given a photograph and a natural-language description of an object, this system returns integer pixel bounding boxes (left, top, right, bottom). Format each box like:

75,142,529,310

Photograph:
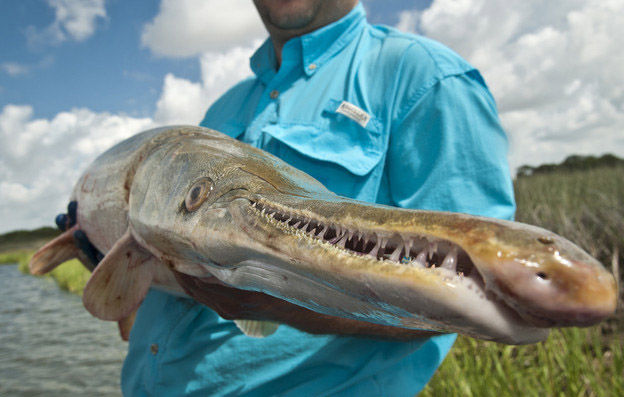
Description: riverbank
0,250,90,295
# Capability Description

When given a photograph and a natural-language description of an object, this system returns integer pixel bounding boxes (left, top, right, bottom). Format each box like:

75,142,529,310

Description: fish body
30,126,617,344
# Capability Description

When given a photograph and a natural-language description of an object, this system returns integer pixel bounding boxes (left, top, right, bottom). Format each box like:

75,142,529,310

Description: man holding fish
120,1,516,395
68,0,517,395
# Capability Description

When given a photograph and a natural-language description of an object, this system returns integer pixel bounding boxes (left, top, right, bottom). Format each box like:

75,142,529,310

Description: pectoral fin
83,229,154,321
234,320,279,337
118,309,138,341
29,225,80,275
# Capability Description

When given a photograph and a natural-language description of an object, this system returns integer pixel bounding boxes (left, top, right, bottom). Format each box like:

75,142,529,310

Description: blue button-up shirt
122,4,515,396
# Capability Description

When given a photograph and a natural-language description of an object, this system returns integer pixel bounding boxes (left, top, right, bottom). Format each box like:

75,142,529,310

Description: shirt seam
394,71,475,128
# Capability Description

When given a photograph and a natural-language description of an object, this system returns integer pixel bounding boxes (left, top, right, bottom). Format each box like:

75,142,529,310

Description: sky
0,0,623,233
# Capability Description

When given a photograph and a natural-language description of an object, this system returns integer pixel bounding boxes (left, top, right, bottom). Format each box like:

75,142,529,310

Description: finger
55,213,69,231
67,201,78,227
74,230,103,267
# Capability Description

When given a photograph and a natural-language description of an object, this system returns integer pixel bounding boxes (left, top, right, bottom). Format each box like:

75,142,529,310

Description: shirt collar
250,3,366,81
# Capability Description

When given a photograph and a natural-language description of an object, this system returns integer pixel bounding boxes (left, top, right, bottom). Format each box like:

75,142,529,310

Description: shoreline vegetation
0,227,91,294
1,156,622,395
425,160,624,396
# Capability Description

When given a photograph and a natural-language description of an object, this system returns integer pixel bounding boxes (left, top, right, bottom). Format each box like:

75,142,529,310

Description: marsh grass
514,166,624,270
0,250,90,295
422,165,624,396
422,328,623,397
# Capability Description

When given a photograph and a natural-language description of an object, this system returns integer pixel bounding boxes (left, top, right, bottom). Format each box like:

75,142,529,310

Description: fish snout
478,255,618,327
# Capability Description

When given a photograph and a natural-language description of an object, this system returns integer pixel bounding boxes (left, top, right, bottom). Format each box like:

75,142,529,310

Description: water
0,265,126,396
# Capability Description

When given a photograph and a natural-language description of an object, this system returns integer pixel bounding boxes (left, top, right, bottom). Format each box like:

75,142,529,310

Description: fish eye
185,177,213,211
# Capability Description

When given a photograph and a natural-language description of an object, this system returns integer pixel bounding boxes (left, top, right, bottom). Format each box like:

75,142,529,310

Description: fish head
128,127,330,273
127,127,617,344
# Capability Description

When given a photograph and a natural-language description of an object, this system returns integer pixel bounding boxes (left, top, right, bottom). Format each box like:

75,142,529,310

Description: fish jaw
205,196,552,344
211,193,615,341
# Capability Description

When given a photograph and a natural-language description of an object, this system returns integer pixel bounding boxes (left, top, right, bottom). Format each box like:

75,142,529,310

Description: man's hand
55,201,103,270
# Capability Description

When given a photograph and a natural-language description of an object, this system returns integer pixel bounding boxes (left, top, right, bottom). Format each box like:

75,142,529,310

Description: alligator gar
30,126,617,344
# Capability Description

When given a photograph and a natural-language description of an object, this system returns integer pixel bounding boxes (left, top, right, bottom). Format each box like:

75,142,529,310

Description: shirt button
269,90,279,99
150,343,159,355
308,63,317,70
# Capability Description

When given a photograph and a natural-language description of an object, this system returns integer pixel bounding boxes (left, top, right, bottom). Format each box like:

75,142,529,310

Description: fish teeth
328,226,344,244
404,237,413,259
380,236,388,250
441,247,458,271
428,242,437,260
336,233,349,248
409,258,426,268
346,230,354,242
389,242,403,262
317,224,328,238
368,234,381,257
360,232,370,248
415,250,427,267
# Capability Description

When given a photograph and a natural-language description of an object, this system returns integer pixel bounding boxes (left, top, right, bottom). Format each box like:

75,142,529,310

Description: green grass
514,166,624,267
0,249,91,295
422,165,624,396
422,328,623,397
0,250,33,267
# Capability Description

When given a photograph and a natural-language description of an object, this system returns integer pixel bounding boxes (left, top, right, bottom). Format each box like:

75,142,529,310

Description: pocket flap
262,117,385,176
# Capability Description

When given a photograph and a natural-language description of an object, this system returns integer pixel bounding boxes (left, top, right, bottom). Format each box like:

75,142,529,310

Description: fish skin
31,126,617,344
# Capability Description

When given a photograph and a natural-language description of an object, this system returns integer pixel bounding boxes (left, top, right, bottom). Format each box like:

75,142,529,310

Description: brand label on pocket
336,101,370,128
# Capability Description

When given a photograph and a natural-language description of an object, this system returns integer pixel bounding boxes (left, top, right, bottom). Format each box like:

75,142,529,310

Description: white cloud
398,0,624,171
141,0,266,57
153,74,205,125
27,0,106,46
0,41,255,233
6,0,623,234
154,44,257,124
1,62,30,76
0,105,153,233
1,56,55,77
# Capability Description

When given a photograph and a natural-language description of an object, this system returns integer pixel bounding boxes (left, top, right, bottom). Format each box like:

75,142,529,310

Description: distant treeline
0,227,60,253
517,153,624,177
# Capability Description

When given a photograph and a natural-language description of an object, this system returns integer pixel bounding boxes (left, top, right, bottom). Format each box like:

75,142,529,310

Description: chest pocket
261,99,387,199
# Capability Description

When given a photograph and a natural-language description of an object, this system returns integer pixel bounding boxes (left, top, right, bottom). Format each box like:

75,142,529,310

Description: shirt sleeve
385,70,516,220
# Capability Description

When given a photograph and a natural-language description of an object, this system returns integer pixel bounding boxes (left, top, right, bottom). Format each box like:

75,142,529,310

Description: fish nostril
537,237,554,245
536,272,549,280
